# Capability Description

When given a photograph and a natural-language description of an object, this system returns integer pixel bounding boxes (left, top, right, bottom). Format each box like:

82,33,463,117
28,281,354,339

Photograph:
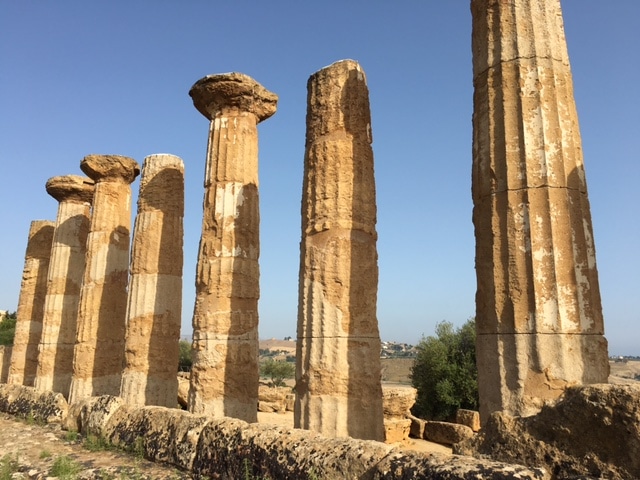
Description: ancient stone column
120,154,184,407
7,220,55,386
294,60,385,441
188,73,277,421
471,0,609,421
68,155,140,403
34,175,94,397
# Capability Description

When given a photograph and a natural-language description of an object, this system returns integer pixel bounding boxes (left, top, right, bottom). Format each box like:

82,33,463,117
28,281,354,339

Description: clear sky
1,2,638,355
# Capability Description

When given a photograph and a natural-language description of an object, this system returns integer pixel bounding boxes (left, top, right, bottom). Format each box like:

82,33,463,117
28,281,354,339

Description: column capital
46,175,95,204
80,154,140,184
189,72,278,122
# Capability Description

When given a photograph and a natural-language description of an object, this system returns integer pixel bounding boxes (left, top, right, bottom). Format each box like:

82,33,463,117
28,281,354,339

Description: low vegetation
260,358,295,387
0,311,17,346
411,318,478,421
178,339,192,372
50,455,82,479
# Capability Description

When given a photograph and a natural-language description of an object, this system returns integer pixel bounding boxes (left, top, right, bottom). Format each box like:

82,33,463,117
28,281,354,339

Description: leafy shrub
0,312,17,346
411,318,478,421
260,359,295,387
178,339,192,372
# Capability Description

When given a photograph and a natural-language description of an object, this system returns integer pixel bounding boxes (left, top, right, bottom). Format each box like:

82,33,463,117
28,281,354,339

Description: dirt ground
0,413,192,479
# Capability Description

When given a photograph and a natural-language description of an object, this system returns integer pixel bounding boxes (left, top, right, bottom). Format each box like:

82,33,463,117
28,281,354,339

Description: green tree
178,339,192,372
260,359,295,387
410,318,478,421
0,312,17,346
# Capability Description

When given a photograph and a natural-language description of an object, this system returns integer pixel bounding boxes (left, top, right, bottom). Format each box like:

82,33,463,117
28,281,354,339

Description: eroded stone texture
295,59,384,441
471,0,609,421
455,384,640,480
120,154,184,408
7,220,55,386
34,175,94,397
187,73,277,421
69,155,140,403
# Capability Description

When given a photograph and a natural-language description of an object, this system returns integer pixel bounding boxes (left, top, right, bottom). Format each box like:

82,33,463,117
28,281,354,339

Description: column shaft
69,155,139,402
7,220,55,386
35,175,93,397
120,154,184,407
188,73,277,421
471,0,609,421
294,60,385,441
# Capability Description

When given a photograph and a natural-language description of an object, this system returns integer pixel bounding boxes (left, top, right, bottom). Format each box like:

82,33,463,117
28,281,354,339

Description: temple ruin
68,155,140,403
295,59,385,441
187,73,277,421
34,175,94,397
1,1,615,469
471,0,609,421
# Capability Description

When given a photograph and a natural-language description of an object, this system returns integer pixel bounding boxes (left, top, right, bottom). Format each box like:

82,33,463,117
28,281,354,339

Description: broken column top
45,175,95,204
80,154,140,184
189,72,278,121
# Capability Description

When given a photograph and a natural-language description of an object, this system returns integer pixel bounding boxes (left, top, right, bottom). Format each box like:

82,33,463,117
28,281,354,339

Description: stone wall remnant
7,220,55,386
69,155,140,403
34,175,94,397
470,0,609,421
120,154,184,407
295,59,385,441
188,73,277,421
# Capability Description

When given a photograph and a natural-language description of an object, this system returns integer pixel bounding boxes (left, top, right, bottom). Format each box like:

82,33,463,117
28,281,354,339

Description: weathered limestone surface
35,175,94,397
0,384,68,424
69,155,140,403
0,391,549,480
295,59,385,441
188,73,277,421
471,0,609,421
7,220,55,386
0,346,12,383
382,386,416,443
455,384,640,480
456,409,481,432
120,154,184,408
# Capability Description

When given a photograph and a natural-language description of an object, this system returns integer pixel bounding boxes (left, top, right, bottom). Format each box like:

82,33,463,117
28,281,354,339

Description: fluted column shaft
69,155,140,403
120,154,184,407
187,73,277,421
471,0,609,421
7,220,55,386
35,175,94,397
294,60,385,441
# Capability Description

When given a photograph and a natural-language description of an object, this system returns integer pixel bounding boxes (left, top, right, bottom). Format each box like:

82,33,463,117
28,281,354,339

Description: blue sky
1,2,638,355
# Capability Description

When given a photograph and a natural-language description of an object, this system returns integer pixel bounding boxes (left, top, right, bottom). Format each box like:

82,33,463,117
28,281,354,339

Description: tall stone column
120,154,184,407
69,155,140,403
294,60,385,441
187,73,277,421
34,175,94,397
7,220,55,386
471,0,609,421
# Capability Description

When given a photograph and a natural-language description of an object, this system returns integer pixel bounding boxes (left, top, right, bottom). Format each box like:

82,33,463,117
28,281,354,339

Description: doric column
120,154,184,407
34,175,94,397
68,154,140,402
294,60,385,441
7,220,55,386
187,73,277,421
471,0,609,421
